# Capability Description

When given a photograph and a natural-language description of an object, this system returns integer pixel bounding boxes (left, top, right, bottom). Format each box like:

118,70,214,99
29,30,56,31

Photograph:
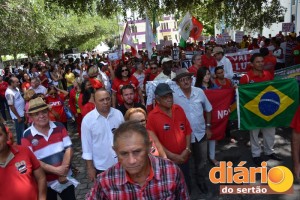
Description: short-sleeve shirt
46,93,67,123
146,104,192,154
0,145,40,200
5,87,25,119
111,76,140,105
173,87,212,142
239,69,273,84
215,78,232,89
201,54,218,68
22,121,72,183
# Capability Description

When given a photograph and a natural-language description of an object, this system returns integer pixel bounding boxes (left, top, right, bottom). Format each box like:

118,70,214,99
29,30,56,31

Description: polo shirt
146,104,192,154
239,69,273,84
0,145,40,200
173,86,212,142
22,121,72,183
81,108,124,170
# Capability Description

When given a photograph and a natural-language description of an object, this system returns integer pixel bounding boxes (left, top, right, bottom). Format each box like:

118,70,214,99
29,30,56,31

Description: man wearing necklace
86,121,189,199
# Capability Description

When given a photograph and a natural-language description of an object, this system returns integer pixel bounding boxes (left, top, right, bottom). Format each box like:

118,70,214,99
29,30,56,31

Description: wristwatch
185,147,192,153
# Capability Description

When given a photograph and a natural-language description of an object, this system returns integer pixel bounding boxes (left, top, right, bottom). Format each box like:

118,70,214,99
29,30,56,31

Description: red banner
226,53,251,73
204,89,234,140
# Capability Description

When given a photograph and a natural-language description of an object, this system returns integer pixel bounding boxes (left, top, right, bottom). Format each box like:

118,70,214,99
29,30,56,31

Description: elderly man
86,121,189,199
30,77,47,95
81,89,124,181
146,83,192,192
154,57,176,81
172,68,213,194
22,97,76,200
5,77,25,144
212,47,234,79
188,54,202,77
0,122,47,200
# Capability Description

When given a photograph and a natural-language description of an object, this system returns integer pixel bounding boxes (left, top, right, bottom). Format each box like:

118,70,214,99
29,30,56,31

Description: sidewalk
7,121,300,200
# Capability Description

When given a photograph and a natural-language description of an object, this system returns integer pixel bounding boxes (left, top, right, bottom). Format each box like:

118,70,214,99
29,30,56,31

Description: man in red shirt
86,121,189,199
146,83,192,192
201,46,217,70
239,53,282,165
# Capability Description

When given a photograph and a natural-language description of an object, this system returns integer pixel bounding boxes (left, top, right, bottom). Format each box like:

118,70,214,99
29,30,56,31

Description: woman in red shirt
46,85,69,129
81,87,95,117
111,65,143,107
21,73,31,93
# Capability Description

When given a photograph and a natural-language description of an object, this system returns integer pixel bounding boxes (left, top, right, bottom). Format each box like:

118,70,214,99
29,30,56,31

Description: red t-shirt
143,71,159,85
46,93,67,122
239,70,273,84
112,76,139,105
22,82,31,92
293,44,300,64
146,104,192,155
188,65,198,77
89,77,103,90
0,145,40,200
263,55,277,78
201,54,218,68
81,102,95,117
39,74,49,88
291,106,300,133
0,81,8,97
215,78,232,89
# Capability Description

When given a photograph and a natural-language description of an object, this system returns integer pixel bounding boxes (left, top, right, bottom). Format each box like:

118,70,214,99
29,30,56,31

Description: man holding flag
239,53,282,165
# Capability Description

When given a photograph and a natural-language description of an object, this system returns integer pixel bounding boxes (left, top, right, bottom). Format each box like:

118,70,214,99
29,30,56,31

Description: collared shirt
5,87,25,119
173,86,212,142
153,71,176,81
22,121,72,183
239,70,273,84
86,155,189,200
146,104,192,154
217,56,234,79
81,108,124,170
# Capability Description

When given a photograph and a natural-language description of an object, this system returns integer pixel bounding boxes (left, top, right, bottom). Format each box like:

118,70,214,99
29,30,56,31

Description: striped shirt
86,155,190,200
22,121,72,182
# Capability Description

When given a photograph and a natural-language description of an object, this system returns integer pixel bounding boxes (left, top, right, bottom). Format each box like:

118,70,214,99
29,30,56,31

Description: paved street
6,120,300,200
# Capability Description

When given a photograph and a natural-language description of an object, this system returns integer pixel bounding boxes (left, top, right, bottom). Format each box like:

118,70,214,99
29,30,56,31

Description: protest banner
235,31,244,43
216,37,226,45
108,52,119,61
222,32,231,42
282,23,294,32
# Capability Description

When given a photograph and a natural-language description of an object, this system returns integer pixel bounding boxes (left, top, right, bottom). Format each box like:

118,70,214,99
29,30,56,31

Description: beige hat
212,47,224,55
88,66,98,77
172,68,194,81
27,97,49,114
161,57,173,64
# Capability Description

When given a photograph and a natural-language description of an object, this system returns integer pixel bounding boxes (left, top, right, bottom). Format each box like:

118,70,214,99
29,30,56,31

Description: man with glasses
5,77,25,144
22,97,76,200
81,89,124,181
116,85,146,116
146,83,192,193
172,69,213,194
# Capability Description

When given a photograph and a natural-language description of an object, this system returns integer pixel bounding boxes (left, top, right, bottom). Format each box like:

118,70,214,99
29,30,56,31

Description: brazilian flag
237,78,299,130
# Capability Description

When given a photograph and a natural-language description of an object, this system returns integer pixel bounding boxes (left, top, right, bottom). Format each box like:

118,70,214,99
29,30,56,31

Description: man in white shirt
30,77,47,95
212,47,234,79
81,89,124,181
5,77,25,144
154,57,176,81
172,68,213,194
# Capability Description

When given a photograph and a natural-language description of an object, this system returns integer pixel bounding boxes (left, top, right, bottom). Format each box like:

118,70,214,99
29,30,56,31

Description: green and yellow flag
237,78,299,130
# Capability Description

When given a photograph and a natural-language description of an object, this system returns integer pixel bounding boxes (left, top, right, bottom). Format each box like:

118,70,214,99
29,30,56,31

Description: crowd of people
0,31,300,199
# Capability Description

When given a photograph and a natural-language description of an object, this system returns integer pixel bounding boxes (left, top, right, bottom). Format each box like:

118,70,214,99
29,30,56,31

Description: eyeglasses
122,69,129,72
179,77,192,83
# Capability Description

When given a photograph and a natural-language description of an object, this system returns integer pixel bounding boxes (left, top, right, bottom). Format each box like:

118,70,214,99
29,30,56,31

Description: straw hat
27,97,49,114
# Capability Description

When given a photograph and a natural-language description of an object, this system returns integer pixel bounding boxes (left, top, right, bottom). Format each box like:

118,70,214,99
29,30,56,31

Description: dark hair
214,66,224,74
259,48,269,57
113,121,150,147
82,87,94,105
120,84,135,95
195,67,214,88
115,65,131,79
250,53,264,63
80,79,90,94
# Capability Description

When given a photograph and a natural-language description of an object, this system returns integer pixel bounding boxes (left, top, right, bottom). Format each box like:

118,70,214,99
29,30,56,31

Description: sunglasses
122,69,129,72
150,67,157,70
